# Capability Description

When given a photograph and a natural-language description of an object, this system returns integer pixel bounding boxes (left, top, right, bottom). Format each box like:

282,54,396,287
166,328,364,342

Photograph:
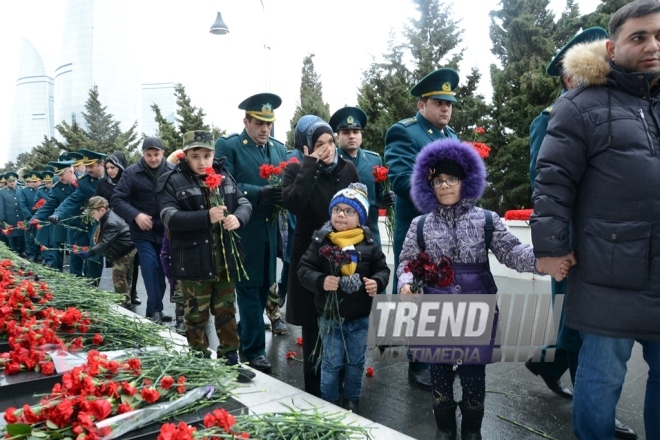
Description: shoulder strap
416,214,429,252
483,209,493,251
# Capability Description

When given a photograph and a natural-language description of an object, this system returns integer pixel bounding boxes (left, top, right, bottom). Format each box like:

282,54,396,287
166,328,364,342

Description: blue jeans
574,332,660,439
319,315,370,402
133,239,166,316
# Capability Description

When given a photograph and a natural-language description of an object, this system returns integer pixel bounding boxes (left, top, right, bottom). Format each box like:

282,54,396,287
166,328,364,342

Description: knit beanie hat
429,159,466,180
329,182,370,225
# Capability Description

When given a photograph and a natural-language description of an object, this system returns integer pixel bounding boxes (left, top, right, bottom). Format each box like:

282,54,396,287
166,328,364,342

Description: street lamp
209,12,229,35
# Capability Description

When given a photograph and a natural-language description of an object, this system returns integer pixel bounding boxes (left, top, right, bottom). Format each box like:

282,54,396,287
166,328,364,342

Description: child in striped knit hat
298,182,390,413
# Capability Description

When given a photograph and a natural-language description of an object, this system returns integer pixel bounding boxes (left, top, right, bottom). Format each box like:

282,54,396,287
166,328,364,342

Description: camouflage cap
84,196,109,215
183,131,215,151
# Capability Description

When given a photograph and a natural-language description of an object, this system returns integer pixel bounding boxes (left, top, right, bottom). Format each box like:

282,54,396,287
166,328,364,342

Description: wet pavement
102,265,649,440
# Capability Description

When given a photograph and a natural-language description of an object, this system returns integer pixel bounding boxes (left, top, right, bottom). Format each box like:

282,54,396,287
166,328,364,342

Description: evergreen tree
82,85,122,154
357,0,488,157
482,0,558,213
174,83,209,136
581,0,636,30
285,54,331,148
22,137,61,171
151,103,181,155
54,119,90,153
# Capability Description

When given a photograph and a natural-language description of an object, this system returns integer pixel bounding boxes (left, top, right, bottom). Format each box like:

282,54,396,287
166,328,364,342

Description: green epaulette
222,133,240,140
399,117,418,127
364,149,380,158
78,173,90,182
267,136,285,148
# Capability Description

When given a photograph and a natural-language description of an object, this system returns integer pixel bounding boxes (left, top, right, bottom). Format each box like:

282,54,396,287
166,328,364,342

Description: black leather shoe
131,296,141,305
614,418,638,439
408,367,432,391
525,359,573,399
248,355,272,373
271,318,287,334
161,314,173,322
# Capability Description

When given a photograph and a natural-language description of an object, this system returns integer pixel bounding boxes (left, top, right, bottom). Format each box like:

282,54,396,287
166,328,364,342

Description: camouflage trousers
266,282,281,322
112,249,136,301
180,273,239,356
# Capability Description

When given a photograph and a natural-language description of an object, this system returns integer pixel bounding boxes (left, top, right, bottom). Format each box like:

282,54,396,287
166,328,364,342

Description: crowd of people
2,1,659,438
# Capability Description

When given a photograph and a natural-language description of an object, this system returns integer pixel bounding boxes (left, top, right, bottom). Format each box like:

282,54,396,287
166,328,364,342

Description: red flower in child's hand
365,366,375,377
205,172,223,190
176,151,185,161
296,337,303,346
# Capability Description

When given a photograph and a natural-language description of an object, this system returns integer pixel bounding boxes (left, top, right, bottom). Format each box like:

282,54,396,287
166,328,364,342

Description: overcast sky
0,0,602,164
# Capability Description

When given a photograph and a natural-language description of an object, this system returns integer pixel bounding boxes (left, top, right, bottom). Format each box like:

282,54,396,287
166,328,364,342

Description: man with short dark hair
0,172,25,255
215,93,288,373
112,138,173,322
532,1,660,437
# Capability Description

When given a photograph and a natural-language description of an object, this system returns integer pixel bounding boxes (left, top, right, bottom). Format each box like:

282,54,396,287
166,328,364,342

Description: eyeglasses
331,206,357,217
431,176,461,188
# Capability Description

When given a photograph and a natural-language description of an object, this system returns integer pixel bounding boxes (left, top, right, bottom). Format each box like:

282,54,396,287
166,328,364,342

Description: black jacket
89,210,134,262
111,158,173,243
531,41,660,340
298,225,390,320
94,151,128,206
157,158,252,281
282,155,360,326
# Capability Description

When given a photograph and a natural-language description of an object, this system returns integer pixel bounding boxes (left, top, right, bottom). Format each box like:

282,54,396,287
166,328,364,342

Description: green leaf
46,420,59,430
30,430,48,438
120,394,135,404
6,424,32,437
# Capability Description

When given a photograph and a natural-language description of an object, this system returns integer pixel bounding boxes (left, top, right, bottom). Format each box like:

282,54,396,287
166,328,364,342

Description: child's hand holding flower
323,276,340,292
222,214,240,231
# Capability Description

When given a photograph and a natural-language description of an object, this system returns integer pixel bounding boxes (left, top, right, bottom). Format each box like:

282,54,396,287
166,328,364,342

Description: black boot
459,402,484,440
433,404,457,440
342,399,359,413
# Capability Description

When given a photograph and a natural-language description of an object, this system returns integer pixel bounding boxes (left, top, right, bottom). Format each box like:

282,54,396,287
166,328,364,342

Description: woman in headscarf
93,150,141,306
282,115,360,397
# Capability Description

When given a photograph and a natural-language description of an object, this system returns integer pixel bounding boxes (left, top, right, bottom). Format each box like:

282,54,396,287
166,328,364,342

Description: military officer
384,68,460,391
525,28,637,440
33,169,54,265
0,174,7,248
215,93,288,372
20,171,43,261
331,106,395,248
0,172,26,255
50,149,106,282
65,152,87,177
31,161,76,270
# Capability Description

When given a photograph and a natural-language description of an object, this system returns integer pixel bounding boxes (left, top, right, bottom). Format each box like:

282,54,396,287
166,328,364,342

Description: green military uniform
0,174,7,247
34,170,54,265
385,69,460,294
331,106,389,247
20,172,42,260
34,162,75,271
53,150,106,281
0,172,25,254
214,93,288,362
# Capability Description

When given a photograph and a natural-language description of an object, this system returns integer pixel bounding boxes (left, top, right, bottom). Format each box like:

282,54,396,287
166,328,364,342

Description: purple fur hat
411,138,487,213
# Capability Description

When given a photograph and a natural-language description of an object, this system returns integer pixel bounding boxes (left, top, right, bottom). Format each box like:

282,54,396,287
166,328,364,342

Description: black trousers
430,364,486,409
302,321,322,397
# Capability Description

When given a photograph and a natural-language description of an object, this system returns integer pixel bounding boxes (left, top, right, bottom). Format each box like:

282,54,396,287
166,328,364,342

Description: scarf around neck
327,228,364,276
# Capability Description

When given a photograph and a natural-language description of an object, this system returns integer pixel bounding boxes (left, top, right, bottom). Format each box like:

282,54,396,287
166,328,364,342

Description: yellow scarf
327,228,364,276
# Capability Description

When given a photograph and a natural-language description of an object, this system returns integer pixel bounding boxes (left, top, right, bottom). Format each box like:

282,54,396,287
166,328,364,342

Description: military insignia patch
262,103,272,113
442,82,451,92
347,116,354,124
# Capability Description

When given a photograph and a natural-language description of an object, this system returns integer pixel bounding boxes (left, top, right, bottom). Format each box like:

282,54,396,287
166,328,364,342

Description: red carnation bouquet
372,165,394,243
258,157,299,222
468,126,491,159
504,209,533,221
203,167,249,282
404,252,454,293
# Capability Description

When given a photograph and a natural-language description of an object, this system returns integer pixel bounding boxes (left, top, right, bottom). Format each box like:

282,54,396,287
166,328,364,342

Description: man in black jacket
112,138,173,322
78,196,135,307
531,1,660,438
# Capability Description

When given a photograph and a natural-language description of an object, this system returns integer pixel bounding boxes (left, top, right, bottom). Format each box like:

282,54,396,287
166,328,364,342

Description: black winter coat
111,159,173,243
531,47,660,340
282,155,360,326
298,225,390,320
157,158,252,281
89,210,134,262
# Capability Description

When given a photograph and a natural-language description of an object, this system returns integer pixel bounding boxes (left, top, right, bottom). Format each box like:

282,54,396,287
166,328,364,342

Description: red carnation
365,366,375,377
3,407,18,424
160,375,174,391
40,361,55,375
473,126,486,135
121,382,137,396
141,387,161,403
5,362,21,375
91,333,103,345
117,403,133,414
296,337,303,346
286,351,298,360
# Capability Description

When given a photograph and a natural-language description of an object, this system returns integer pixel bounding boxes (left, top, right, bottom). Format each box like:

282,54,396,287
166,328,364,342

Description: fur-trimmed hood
411,139,486,214
562,40,610,86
